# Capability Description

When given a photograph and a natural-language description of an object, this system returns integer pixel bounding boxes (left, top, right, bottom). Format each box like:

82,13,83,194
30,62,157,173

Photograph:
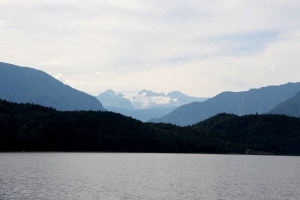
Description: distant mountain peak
96,89,133,110
104,89,116,96
167,91,184,96
97,88,208,111
116,93,124,98
167,91,185,99
145,90,166,97
138,89,148,95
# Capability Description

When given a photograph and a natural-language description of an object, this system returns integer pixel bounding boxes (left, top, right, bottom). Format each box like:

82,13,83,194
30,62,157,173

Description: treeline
0,99,300,154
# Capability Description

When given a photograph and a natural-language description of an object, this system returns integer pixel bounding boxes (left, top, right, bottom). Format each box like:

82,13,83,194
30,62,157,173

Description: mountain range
150,82,300,126
96,89,209,109
2,61,300,125
0,62,105,111
95,89,208,122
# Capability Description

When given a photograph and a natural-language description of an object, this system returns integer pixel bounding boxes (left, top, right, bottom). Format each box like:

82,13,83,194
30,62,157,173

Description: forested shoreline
1,99,300,154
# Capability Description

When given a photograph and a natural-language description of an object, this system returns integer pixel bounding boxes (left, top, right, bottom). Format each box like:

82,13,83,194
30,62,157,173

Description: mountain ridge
95,88,208,121
97,89,209,110
267,91,300,117
96,89,133,110
0,62,105,111
150,82,300,126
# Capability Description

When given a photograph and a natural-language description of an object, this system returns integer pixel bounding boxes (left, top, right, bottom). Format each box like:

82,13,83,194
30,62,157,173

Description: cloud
54,73,68,84
39,61,66,67
1,1,300,96
271,63,278,72
210,31,280,56
95,72,102,77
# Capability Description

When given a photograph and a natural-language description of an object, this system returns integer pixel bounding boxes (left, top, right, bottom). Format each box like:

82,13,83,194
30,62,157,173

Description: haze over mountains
0,62,105,111
95,89,208,122
150,82,300,126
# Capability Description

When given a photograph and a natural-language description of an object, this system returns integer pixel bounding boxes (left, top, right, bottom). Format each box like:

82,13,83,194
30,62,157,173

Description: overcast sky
1,0,300,97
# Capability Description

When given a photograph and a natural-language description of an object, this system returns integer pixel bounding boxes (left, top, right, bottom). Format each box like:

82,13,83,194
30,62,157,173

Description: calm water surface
0,153,299,200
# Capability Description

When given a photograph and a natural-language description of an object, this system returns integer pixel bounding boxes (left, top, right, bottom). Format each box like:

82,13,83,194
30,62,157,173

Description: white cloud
95,72,102,77
1,0,300,96
54,73,68,84
39,60,66,67
271,63,278,72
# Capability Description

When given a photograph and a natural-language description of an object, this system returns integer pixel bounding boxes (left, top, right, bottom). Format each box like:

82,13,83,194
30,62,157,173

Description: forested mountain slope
106,106,176,122
1,99,300,154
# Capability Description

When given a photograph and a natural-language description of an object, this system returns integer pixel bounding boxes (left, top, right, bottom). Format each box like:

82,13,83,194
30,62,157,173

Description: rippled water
0,153,300,200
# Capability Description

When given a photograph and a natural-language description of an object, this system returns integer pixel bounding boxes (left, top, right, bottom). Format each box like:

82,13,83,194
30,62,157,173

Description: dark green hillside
194,113,300,154
0,62,105,111
0,99,194,152
1,99,300,154
268,91,300,117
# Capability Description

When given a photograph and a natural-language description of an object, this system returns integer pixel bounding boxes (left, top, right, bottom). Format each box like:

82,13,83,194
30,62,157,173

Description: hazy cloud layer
1,0,300,96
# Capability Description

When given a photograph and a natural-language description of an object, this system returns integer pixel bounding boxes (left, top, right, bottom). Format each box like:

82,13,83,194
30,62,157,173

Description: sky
1,0,300,97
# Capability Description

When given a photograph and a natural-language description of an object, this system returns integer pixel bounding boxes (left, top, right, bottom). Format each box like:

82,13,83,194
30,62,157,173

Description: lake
0,153,299,199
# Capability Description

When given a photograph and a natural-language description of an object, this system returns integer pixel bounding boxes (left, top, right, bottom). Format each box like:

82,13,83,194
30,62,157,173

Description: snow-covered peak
97,89,208,109
122,89,209,109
